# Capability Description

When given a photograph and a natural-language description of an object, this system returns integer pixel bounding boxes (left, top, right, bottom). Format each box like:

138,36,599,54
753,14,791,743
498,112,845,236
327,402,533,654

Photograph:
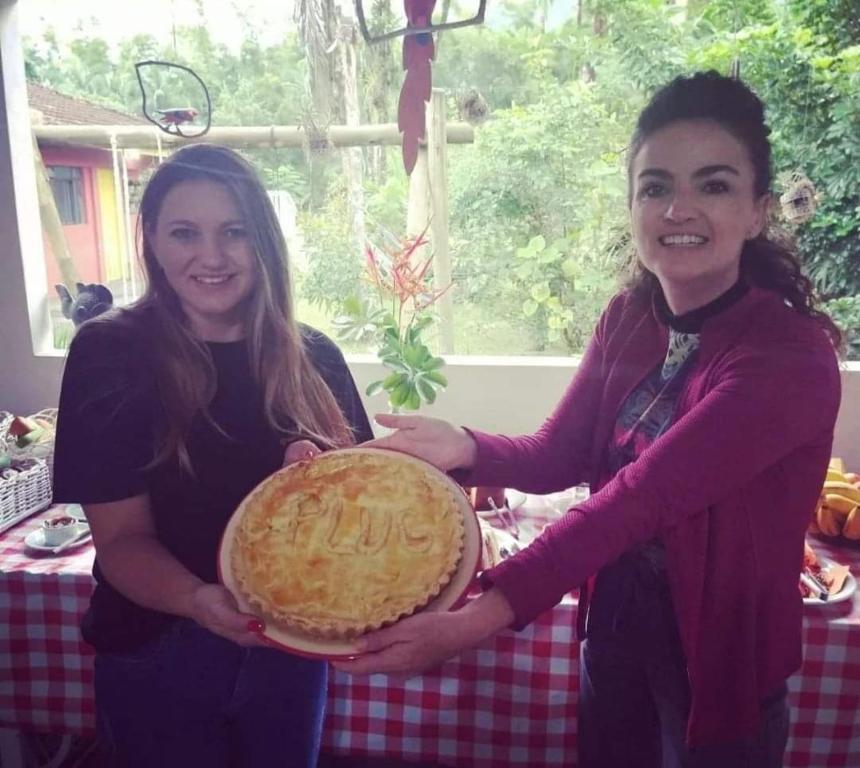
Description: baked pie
230,450,465,639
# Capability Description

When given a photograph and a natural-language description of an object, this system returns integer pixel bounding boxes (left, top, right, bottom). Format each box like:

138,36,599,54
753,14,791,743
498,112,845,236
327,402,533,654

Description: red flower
364,229,452,330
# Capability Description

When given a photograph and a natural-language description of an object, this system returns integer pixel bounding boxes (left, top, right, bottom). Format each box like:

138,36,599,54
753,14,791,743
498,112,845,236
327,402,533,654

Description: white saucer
25,524,91,553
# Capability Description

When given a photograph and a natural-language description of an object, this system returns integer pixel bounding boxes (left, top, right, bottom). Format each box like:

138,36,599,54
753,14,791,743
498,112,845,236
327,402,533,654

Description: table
2,502,859,767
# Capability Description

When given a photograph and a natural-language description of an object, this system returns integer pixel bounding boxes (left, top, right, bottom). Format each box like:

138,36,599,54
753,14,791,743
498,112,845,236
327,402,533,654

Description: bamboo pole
31,131,80,290
426,90,454,354
33,122,475,151
406,148,430,254
109,135,130,303
119,149,137,297
337,20,367,267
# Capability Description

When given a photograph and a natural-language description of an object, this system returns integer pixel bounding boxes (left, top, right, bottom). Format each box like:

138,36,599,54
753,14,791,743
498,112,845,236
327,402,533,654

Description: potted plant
333,230,450,412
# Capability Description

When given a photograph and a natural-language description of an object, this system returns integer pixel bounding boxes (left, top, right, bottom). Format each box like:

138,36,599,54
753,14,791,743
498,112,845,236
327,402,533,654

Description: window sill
34,345,860,372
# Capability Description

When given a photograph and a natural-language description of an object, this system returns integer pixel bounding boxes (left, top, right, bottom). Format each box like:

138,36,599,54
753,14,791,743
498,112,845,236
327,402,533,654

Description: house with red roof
28,82,154,289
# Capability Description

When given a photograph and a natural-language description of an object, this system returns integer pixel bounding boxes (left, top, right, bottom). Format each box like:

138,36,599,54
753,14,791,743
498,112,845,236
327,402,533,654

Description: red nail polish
247,619,265,633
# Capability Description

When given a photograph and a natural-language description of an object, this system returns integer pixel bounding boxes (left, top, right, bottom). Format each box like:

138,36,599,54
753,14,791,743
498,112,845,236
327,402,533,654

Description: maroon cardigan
470,286,840,747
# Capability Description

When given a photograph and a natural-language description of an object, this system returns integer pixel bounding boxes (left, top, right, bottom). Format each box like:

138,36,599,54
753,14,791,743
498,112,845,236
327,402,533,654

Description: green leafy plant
512,231,623,351
823,295,860,360
333,232,449,411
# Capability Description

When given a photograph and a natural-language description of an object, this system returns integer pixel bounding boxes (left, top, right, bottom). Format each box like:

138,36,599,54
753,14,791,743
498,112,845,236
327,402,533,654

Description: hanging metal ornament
457,88,490,126
778,171,820,225
355,0,487,174
134,61,212,139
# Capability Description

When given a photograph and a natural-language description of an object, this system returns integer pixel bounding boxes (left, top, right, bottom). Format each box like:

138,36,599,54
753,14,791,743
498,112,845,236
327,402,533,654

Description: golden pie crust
231,451,465,639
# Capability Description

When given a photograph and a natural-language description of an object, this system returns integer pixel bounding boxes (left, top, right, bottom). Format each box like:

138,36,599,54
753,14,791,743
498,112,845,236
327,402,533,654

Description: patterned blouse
587,281,748,637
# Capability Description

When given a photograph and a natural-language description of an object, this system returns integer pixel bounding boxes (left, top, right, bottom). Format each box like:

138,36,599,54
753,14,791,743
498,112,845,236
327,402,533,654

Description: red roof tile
27,81,147,126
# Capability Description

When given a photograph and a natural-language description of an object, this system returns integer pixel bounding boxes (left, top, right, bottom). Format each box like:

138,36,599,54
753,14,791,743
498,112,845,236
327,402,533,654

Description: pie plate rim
217,446,481,660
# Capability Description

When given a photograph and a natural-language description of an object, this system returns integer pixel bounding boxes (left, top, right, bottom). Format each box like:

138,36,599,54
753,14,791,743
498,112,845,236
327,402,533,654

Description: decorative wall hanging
355,0,487,174
778,171,819,225
134,61,212,139
457,88,489,126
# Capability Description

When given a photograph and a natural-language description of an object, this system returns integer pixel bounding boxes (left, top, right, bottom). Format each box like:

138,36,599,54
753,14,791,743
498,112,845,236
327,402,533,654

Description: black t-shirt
53,314,374,652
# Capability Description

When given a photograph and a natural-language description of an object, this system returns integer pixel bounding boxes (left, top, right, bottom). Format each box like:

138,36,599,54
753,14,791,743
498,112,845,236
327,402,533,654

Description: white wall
1,0,858,469
347,358,860,470
0,2,62,415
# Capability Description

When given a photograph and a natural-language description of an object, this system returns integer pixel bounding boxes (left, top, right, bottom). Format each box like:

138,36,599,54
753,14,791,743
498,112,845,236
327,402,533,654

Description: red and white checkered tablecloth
2,503,859,767
783,536,860,768
0,505,96,735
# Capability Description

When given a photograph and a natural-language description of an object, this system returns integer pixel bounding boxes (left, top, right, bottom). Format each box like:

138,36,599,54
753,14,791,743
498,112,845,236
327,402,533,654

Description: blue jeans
94,619,327,768
578,556,789,768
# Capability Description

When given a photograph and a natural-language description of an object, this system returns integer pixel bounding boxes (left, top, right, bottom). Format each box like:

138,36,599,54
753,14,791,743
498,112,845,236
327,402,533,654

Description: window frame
47,165,86,225
2,0,859,470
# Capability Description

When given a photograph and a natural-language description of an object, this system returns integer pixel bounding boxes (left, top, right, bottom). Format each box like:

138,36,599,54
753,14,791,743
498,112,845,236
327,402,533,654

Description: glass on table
543,484,591,517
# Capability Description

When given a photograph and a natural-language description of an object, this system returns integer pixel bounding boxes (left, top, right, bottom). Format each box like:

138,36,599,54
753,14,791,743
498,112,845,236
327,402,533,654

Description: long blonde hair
119,144,353,470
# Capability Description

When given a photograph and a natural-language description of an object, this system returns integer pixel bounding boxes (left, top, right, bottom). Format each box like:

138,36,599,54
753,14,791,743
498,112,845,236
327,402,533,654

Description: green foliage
599,0,689,92
513,234,620,349
448,76,633,351
435,26,570,109
335,302,448,411
823,295,860,359
787,0,860,51
690,15,860,300
332,228,450,415
24,0,860,359
798,198,860,297
698,0,777,29
296,186,364,312
25,21,314,197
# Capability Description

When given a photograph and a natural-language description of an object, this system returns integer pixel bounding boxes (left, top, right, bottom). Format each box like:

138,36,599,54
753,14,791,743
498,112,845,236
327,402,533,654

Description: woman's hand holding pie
365,413,477,472
283,439,321,466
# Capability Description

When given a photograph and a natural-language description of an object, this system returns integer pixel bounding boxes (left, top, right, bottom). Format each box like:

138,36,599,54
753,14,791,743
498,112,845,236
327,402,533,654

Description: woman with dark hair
335,72,842,767
52,144,373,767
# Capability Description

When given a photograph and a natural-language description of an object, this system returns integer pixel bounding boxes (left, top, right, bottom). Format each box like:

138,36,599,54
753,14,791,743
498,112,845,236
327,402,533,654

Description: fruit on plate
800,540,850,600
8,416,42,447
829,457,846,474
5,414,55,449
813,458,860,540
844,506,860,541
816,502,843,537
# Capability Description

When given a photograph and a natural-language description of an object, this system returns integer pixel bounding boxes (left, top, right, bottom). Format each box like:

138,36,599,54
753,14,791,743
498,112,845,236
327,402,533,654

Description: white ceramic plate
24,523,91,553
802,564,856,606
218,448,481,660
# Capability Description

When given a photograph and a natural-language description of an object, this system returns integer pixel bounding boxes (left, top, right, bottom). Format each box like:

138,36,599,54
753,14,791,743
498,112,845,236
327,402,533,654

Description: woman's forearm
95,533,205,619
456,588,516,646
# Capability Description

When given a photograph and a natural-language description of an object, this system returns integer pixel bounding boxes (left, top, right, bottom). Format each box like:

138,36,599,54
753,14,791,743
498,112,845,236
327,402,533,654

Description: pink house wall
39,145,150,290
41,145,103,287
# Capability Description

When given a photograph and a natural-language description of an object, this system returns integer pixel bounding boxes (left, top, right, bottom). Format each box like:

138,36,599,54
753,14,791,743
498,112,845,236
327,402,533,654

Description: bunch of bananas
812,459,860,540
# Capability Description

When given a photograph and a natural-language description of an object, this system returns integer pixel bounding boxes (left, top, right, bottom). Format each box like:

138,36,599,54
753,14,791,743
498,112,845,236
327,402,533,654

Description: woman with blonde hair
53,144,373,767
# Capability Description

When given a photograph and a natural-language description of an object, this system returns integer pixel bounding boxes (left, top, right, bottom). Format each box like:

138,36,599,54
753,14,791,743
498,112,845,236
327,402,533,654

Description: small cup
42,515,81,547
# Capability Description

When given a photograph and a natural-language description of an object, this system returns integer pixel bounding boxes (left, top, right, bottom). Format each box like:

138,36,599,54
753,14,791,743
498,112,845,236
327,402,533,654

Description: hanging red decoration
354,0,487,175
398,0,436,175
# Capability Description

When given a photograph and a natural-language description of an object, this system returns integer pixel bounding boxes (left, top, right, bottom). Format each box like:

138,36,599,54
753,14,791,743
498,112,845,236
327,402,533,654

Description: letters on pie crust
231,450,465,639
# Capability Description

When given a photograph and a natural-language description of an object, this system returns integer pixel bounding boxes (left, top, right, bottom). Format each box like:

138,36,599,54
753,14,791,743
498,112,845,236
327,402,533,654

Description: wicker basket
0,410,55,533
0,459,52,533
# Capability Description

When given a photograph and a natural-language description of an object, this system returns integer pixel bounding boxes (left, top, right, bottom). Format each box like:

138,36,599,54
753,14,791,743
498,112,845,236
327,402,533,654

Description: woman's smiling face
148,179,258,341
629,118,768,313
